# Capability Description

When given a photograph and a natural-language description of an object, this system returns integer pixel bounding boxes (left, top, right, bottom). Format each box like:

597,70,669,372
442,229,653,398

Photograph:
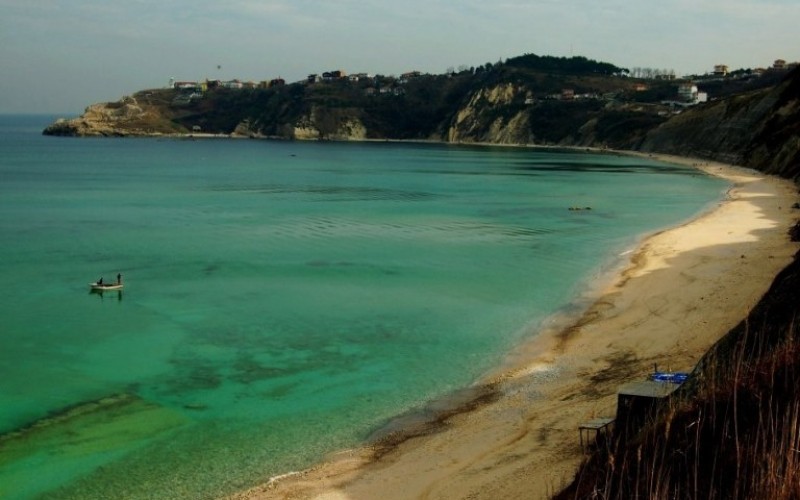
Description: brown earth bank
225,158,799,500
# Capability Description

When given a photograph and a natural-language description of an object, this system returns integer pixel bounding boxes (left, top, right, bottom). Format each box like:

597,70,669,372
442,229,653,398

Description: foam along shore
228,155,800,500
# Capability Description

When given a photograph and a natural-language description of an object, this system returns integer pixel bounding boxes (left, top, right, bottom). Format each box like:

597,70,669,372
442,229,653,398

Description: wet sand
228,155,799,500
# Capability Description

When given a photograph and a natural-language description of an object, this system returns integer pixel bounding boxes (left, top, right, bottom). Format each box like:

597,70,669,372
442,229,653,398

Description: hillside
44,55,656,145
43,57,799,181
640,66,800,180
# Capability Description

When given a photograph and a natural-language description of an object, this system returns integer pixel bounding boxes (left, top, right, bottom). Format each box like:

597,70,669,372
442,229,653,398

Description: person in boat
97,277,104,285
117,273,122,285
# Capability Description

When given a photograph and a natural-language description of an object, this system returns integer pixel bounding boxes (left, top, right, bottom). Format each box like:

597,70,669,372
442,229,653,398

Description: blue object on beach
650,372,689,384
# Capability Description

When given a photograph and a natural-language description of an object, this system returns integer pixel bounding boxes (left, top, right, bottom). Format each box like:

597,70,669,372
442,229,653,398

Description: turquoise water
0,115,728,499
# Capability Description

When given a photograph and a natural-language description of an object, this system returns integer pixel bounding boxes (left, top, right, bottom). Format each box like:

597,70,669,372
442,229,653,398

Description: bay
0,115,727,499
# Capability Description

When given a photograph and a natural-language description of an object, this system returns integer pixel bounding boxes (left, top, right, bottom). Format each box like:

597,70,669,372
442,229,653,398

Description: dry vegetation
555,224,800,500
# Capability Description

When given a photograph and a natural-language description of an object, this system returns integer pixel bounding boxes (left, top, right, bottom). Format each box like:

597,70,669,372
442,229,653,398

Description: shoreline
227,153,799,500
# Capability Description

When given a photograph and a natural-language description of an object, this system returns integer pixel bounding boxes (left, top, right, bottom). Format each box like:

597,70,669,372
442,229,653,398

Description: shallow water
0,115,728,499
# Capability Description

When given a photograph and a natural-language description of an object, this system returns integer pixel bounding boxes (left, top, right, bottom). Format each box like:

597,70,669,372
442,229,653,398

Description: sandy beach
228,154,799,500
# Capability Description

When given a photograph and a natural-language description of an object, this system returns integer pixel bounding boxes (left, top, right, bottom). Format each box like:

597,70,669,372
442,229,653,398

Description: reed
554,244,800,500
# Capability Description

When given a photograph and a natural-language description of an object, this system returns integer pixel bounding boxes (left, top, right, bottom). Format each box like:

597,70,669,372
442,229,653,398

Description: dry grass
555,245,800,500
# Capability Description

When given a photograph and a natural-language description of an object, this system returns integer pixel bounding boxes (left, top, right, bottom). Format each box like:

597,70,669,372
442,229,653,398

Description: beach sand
228,155,799,500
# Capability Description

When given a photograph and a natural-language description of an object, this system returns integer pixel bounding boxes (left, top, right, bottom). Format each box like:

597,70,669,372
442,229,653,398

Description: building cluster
165,57,797,108
305,69,424,97
171,78,286,91
305,70,422,85
168,77,287,105
168,69,425,105
702,59,796,81
307,70,354,83
657,58,796,110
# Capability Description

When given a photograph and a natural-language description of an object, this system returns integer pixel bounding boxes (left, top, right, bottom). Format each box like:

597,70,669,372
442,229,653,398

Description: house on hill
349,73,372,83
399,71,422,84
221,80,244,89
174,81,201,91
678,83,698,102
322,70,346,80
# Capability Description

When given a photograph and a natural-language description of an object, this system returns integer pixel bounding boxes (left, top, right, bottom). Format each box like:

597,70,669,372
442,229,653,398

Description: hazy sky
1,0,798,114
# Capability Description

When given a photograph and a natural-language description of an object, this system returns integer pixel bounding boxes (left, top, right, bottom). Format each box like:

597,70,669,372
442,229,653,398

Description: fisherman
117,273,122,284
97,277,103,285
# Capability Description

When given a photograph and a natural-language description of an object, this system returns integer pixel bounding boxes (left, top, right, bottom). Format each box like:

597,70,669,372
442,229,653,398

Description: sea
0,114,728,499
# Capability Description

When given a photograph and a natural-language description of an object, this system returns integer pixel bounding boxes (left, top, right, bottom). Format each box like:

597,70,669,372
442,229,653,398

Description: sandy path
229,156,799,500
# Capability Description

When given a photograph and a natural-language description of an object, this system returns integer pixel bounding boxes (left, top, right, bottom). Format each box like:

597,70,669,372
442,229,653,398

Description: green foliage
359,74,475,138
171,86,309,135
504,53,625,75
627,83,677,103
594,110,667,147
167,73,480,139
528,100,604,143
111,53,793,151
126,52,665,142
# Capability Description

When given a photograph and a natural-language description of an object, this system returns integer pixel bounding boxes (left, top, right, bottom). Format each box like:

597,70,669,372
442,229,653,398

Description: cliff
43,93,187,137
44,58,800,181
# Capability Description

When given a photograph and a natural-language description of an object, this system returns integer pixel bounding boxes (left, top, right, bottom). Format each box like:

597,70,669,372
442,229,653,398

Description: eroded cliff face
444,84,655,149
447,84,534,144
43,98,184,137
289,111,367,141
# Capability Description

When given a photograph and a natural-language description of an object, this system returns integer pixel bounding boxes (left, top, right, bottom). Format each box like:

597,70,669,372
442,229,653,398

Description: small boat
89,282,124,291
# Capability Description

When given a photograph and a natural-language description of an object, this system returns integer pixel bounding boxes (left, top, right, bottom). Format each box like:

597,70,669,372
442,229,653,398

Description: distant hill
43,54,650,144
43,55,799,181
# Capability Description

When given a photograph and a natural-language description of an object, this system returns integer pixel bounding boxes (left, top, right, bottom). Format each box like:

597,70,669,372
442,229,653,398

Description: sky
1,0,798,114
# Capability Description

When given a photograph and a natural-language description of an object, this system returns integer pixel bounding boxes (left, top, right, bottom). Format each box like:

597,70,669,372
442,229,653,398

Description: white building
677,83,698,103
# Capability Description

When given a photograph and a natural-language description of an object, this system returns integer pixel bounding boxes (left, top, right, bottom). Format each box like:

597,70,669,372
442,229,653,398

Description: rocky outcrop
286,107,367,141
445,84,668,149
285,112,313,140
328,117,367,141
44,97,186,137
447,84,533,144
232,120,264,138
